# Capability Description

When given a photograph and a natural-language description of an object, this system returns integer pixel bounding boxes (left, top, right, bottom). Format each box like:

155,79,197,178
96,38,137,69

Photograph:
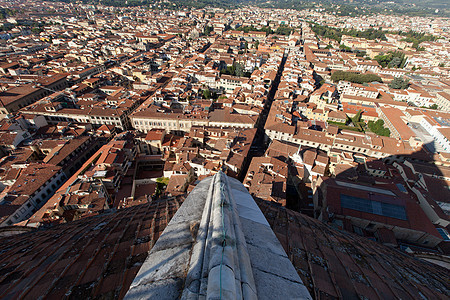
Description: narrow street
240,51,289,180
252,51,288,153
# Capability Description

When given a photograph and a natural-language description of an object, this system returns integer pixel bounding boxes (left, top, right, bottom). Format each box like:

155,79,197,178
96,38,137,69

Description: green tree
352,110,363,124
331,71,382,84
387,57,402,68
156,177,169,185
310,23,387,43
204,26,213,36
399,30,436,50
235,62,244,77
31,27,43,34
275,25,293,35
202,89,211,99
355,50,367,57
155,177,169,196
236,25,273,34
339,44,351,51
375,51,406,68
368,120,390,137
388,77,409,90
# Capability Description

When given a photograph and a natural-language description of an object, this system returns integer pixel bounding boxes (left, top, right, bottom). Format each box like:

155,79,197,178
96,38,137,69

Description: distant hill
251,0,449,17
48,0,450,17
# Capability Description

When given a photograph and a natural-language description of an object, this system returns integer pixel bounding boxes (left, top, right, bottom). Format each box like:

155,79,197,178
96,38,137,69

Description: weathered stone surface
151,221,194,252
130,244,191,288
234,239,254,286
242,282,258,300
125,278,183,300
207,265,236,300
227,177,251,193
169,177,212,225
126,173,312,300
232,188,263,213
236,202,270,226
252,267,312,300
246,243,302,283
239,216,288,258
208,244,236,273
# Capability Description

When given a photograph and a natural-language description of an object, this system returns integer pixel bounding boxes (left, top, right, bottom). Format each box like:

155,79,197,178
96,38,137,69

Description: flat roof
335,180,396,196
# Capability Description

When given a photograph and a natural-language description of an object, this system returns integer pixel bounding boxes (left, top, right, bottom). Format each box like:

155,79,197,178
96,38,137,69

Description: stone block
151,221,194,252
252,267,312,300
239,217,288,258
242,282,258,300
246,243,302,284
236,203,270,227
169,178,211,225
208,244,236,273
207,265,236,300
125,278,183,300
131,244,191,288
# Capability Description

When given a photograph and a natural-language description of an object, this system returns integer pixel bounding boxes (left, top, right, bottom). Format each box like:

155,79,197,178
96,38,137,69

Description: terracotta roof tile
257,199,450,299
0,197,183,299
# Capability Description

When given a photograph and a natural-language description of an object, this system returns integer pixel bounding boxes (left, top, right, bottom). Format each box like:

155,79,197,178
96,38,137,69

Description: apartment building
0,163,65,226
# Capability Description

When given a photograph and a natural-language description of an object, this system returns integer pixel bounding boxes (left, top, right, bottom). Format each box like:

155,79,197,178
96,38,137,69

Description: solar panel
340,194,407,220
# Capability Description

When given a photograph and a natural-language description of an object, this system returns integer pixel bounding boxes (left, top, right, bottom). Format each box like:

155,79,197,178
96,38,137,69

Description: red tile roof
257,199,450,299
0,197,183,299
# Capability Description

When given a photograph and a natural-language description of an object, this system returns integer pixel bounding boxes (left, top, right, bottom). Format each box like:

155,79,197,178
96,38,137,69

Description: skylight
340,194,407,220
